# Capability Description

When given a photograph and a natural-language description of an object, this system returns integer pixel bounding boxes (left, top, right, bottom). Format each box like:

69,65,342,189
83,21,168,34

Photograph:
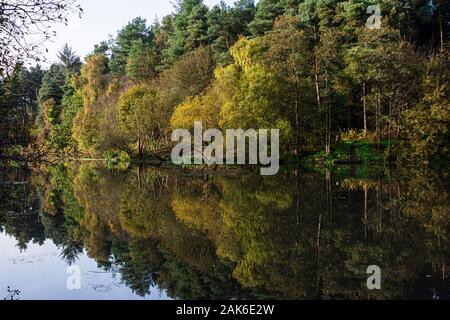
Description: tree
39,98,58,142
73,54,109,106
37,64,67,144
207,0,255,63
53,79,84,151
21,65,45,121
153,15,174,69
230,0,256,36
109,17,154,75
379,0,435,46
0,0,83,75
155,45,216,132
433,0,450,51
117,85,158,160
162,0,210,67
171,87,221,131
92,41,111,56
263,16,315,155
216,37,293,150
125,40,158,83
404,53,450,163
72,54,110,153
38,64,66,106
58,44,82,74
0,63,43,149
207,2,233,62
315,28,345,155
248,0,285,36
345,27,424,148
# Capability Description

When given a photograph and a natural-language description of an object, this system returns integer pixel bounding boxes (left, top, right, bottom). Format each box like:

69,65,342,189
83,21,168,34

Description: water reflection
0,164,449,300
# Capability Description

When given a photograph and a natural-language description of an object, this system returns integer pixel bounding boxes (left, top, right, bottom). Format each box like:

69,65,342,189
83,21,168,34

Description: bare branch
0,0,83,75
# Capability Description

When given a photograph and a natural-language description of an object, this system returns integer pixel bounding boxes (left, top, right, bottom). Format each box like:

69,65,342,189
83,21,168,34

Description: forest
0,0,449,168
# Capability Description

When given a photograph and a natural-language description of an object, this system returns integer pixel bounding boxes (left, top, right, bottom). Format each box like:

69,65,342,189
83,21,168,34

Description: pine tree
126,40,158,83
109,17,154,75
248,0,285,36
57,44,82,74
162,0,210,67
38,64,66,106
207,0,255,63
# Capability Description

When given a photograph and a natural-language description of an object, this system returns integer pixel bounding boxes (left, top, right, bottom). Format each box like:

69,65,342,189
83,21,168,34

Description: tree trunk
363,81,368,135
364,184,368,240
138,136,143,161
326,170,333,233
315,213,322,297
439,4,445,52
325,80,332,155
377,90,382,150
294,76,301,159
295,170,301,245
314,56,321,109
313,27,321,110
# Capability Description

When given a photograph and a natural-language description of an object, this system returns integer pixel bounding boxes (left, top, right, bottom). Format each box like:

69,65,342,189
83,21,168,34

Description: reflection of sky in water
0,232,168,300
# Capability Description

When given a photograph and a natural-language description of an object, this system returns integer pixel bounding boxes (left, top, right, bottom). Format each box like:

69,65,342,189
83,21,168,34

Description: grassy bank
300,140,398,167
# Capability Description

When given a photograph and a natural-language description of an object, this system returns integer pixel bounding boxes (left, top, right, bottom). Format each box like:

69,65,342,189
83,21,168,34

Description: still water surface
0,232,166,300
0,164,449,300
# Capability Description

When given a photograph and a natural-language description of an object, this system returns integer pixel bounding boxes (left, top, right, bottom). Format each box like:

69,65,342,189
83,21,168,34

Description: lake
0,164,449,300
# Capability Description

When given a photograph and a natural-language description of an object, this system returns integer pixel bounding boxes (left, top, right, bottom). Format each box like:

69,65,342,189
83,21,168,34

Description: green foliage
92,41,110,56
156,45,216,126
2,1,450,302
125,40,158,83
404,53,450,164
34,45,83,150
162,0,209,67
207,0,256,63
248,0,286,36
117,84,158,158
38,64,66,105
53,82,84,151
72,54,110,154
58,44,82,74
218,38,284,129
0,63,44,153
109,17,154,75
5,0,444,168
171,88,221,131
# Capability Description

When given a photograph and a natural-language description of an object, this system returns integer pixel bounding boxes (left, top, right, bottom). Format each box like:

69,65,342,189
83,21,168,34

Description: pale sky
44,0,236,65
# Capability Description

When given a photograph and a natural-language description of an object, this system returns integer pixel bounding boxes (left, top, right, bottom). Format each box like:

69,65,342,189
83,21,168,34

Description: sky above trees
43,0,235,65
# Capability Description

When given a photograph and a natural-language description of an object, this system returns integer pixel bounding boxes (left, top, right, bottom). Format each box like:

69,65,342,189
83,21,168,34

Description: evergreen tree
109,17,154,75
92,41,111,56
126,40,158,83
153,15,174,68
207,0,255,63
162,0,210,67
57,44,82,74
38,64,66,106
248,0,285,36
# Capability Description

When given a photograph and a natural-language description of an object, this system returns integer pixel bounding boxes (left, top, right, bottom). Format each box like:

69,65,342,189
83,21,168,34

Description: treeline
0,64,45,159
1,0,449,164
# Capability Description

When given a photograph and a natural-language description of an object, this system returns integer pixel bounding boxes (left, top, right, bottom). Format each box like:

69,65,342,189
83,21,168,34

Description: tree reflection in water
0,164,449,300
